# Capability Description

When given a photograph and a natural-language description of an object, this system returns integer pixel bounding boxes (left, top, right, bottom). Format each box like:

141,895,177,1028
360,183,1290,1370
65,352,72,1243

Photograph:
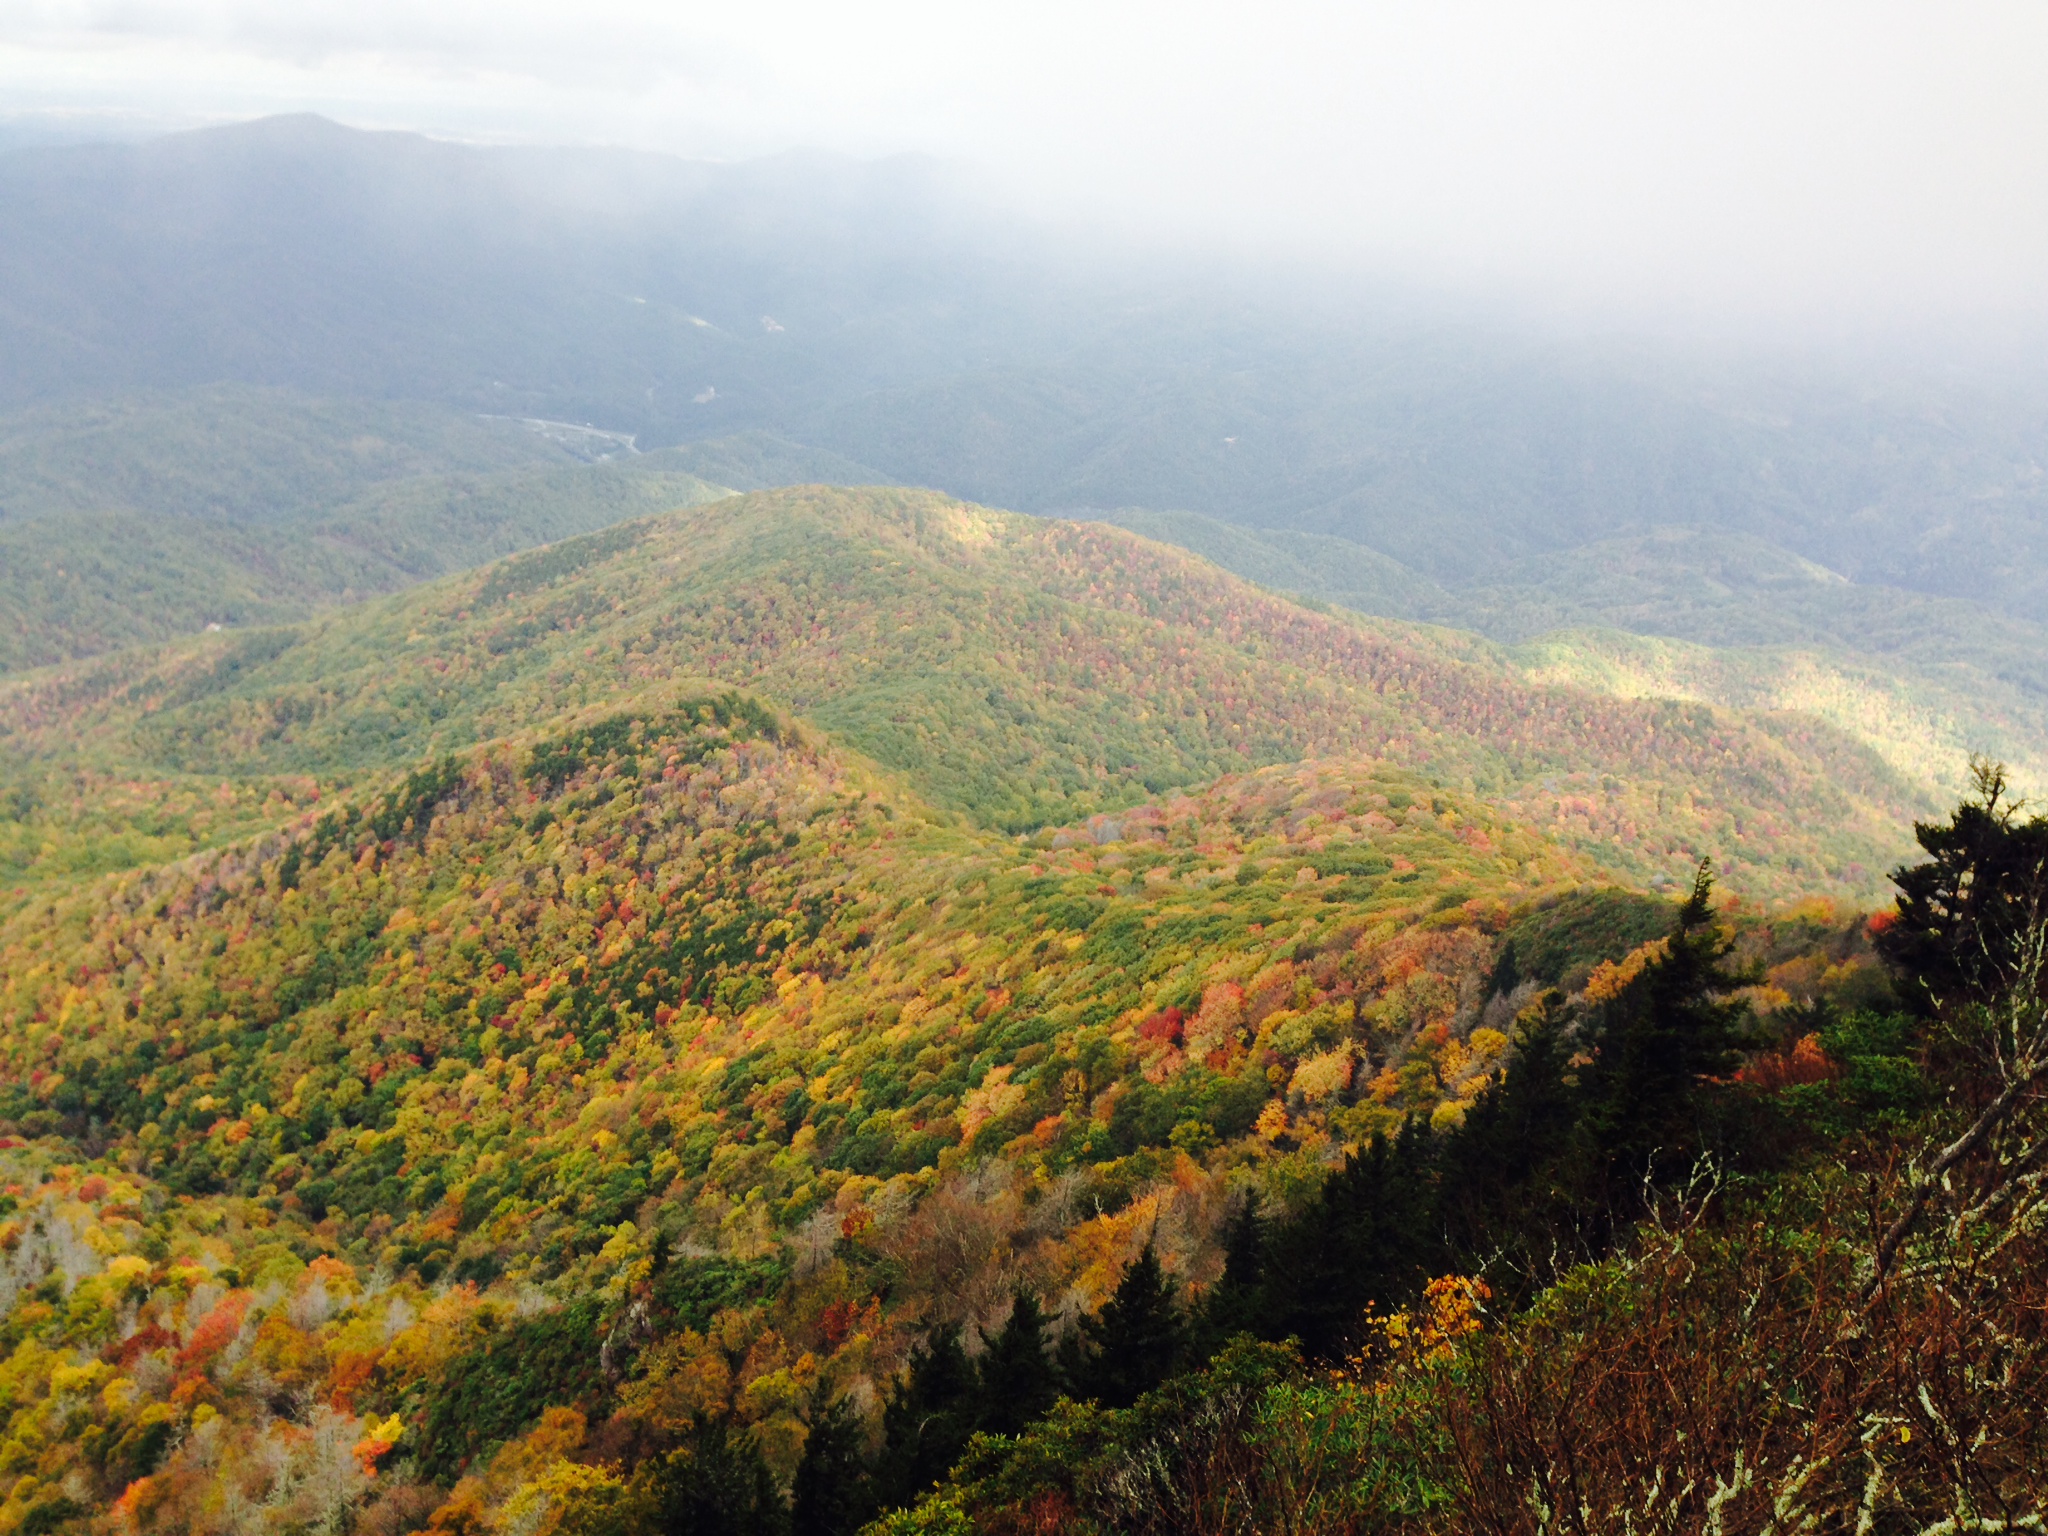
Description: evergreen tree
1250,874,1765,1347
636,1417,787,1536
1876,759,2048,1012
1078,1241,1188,1408
1259,1120,1439,1359
1052,1310,1093,1400
1192,1194,1266,1355
1433,991,1587,1287
871,1324,979,1510
790,1395,873,1536
976,1289,1058,1437
1487,937,1521,999
1580,861,1752,1190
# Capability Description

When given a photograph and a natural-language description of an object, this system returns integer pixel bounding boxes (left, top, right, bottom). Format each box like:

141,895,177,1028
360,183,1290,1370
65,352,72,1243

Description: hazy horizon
5,2,2046,344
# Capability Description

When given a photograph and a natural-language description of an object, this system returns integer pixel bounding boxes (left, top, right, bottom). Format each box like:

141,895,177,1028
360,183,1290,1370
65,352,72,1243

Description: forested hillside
0,473,2039,1532
0,686,1923,1536
0,389,564,524
11,380,2045,821
0,465,730,673
1,487,1929,902
0,389,742,672
1099,509,2048,804
8,115,2048,830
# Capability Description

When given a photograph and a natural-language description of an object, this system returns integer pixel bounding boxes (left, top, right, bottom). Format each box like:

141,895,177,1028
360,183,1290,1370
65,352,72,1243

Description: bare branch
1866,884,2048,1299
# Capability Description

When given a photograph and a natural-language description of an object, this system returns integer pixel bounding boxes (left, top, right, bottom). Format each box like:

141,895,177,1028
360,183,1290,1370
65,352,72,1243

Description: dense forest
7,385,2046,830
1,488,1930,907
0,484,2040,1535
0,704,2032,1533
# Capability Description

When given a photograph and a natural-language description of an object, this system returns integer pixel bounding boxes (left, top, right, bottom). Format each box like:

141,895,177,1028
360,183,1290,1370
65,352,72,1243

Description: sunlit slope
1508,628,2048,807
1098,509,2048,808
1,486,1924,896
0,699,1591,1273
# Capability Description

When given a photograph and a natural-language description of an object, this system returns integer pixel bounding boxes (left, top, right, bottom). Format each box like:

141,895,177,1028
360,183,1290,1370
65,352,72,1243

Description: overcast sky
5,2,2045,331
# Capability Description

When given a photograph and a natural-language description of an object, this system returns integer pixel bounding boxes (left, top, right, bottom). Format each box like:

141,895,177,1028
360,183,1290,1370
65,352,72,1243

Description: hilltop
0,697,1595,1257
0,689,1578,1493
1,486,1928,902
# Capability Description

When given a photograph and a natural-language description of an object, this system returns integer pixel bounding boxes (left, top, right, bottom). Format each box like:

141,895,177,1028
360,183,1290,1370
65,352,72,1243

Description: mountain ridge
1,485,1931,903
5,117,2046,620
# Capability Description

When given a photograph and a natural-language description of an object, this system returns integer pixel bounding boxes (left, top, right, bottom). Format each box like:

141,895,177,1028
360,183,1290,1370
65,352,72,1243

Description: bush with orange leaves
1340,1275,1493,1380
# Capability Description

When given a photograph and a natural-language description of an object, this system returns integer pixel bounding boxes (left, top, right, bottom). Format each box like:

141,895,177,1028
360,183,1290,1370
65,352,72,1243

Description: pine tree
1876,759,2048,1013
1434,990,1586,1287
1192,1194,1266,1355
1581,861,1752,1188
872,1324,978,1509
1487,937,1521,999
1259,1120,1438,1359
1078,1241,1188,1408
790,1395,873,1536
976,1289,1058,1437
636,1417,787,1536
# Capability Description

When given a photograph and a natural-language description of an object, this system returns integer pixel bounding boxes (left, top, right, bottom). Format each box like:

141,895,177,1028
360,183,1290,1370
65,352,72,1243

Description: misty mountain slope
0,512,407,669
0,384,568,523
0,115,1075,428
0,459,731,671
303,456,730,577
643,431,887,491
1091,507,1452,620
1445,527,2048,669
806,338,2048,616
5,116,2047,624
0,386,736,670
0,486,1930,900
1113,510,2048,699
1095,509,2048,799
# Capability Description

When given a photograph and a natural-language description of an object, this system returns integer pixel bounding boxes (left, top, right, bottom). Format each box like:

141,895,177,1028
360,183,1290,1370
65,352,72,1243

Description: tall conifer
977,1289,1058,1436
1581,861,1750,1187
790,1395,873,1536
872,1325,979,1509
1079,1241,1187,1408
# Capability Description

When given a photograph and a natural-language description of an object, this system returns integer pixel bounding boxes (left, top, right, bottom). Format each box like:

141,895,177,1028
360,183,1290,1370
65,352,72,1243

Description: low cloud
3,0,2045,330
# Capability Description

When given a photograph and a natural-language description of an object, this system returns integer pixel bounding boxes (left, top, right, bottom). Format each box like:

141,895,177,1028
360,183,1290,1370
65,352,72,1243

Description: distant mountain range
0,387,870,670
5,116,2047,614
4,114,2048,816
